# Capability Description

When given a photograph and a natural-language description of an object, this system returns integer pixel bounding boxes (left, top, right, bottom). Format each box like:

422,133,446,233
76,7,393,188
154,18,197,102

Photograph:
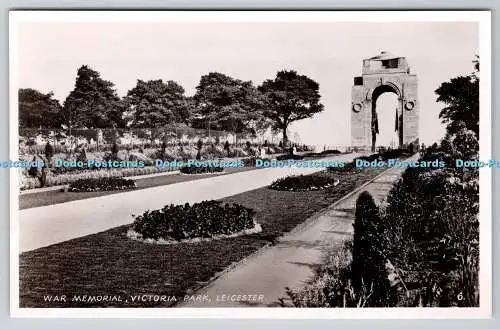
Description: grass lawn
19,166,385,308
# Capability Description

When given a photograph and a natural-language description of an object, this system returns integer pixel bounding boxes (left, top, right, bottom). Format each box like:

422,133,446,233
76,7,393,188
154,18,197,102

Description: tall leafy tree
18,88,62,128
259,70,324,144
125,79,191,128
435,57,479,137
62,65,126,129
194,72,269,135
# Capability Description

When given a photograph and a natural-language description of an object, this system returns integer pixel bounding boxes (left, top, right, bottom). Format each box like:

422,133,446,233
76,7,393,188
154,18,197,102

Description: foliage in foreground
280,241,378,308
131,200,257,242
69,177,137,192
284,126,479,307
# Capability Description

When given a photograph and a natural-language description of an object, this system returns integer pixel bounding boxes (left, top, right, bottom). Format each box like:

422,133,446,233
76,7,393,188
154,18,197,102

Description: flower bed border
126,222,262,245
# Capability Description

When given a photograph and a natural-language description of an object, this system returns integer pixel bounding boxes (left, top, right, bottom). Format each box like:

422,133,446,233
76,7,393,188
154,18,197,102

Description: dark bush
351,191,392,306
269,174,339,192
179,165,223,174
76,148,87,163
44,142,54,160
69,177,137,192
196,139,203,160
28,156,40,178
131,200,257,241
197,139,203,150
321,149,341,155
276,154,304,161
111,142,119,156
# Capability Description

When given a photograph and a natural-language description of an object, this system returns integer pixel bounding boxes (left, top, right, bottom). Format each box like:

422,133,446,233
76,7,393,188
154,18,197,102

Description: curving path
18,153,360,253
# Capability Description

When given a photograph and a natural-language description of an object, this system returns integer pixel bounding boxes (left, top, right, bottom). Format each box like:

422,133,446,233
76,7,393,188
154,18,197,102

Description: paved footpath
178,157,415,308
19,153,359,253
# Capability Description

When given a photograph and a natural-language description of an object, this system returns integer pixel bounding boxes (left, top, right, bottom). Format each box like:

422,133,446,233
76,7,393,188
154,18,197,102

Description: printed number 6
457,292,464,301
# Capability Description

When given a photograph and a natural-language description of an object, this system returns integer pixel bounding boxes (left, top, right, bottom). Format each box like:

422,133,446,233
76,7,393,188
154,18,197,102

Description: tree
352,191,391,306
18,88,62,128
125,79,192,128
62,65,126,129
196,139,203,160
435,58,479,137
44,141,54,161
193,72,269,135
259,70,324,145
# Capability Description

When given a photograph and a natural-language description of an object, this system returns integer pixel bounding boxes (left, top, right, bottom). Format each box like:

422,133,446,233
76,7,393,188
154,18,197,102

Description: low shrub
321,149,342,155
351,191,394,306
303,149,341,157
179,165,224,175
276,154,304,161
269,173,339,192
130,200,258,242
68,177,137,192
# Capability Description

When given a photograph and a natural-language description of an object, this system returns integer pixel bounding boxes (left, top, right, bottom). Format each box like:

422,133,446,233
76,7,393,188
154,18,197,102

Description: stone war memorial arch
351,51,419,151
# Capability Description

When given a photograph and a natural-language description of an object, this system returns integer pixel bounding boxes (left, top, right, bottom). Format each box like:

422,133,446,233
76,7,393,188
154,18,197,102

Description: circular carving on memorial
405,100,415,110
352,103,362,113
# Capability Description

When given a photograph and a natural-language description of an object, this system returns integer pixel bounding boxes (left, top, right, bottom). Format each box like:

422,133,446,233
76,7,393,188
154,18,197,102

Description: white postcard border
9,10,492,318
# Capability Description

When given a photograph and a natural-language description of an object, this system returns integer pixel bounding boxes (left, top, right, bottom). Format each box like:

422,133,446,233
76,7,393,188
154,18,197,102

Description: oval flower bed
128,200,261,244
327,161,358,173
269,174,340,192
69,177,137,192
179,166,224,175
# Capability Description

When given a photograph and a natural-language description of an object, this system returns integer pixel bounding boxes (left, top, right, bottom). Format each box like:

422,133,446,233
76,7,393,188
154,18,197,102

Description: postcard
9,10,491,318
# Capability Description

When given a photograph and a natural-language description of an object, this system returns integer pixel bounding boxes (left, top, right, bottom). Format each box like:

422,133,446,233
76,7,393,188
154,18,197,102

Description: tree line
19,65,325,145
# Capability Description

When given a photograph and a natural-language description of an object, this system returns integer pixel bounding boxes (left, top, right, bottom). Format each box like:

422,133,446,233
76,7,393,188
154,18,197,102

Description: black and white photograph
9,11,491,318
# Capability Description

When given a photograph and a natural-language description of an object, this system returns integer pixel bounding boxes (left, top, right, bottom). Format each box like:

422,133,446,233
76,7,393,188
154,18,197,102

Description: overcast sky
16,21,478,146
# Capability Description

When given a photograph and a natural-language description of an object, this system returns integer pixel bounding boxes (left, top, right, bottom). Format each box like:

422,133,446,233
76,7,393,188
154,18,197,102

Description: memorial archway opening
371,84,401,151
